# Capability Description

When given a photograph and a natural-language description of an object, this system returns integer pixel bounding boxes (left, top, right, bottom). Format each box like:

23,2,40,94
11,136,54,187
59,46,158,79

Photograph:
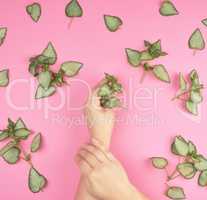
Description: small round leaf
26,3,41,22
177,162,196,179
152,65,171,83
29,167,47,193
14,128,30,140
61,61,83,77
0,69,9,87
65,0,83,17
2,147,21,164
35,85,56,99
38,71,52,89
125,48,141,67
151,157,168,169
166,186,185,200
188,28,205,50
104,15,123,32
0,27,7,46
31,133,42,153
171,136,189,156
198,170,207,186
186,100,198,115
159,1,179,16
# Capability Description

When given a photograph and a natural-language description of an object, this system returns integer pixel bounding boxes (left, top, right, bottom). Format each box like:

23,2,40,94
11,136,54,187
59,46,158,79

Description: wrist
120,184,147,200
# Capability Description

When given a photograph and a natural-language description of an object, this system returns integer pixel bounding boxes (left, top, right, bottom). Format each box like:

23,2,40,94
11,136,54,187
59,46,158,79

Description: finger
76,154,92,175
91,138,115,162
81,144,108,163
78,149,100,168
91,137,105,150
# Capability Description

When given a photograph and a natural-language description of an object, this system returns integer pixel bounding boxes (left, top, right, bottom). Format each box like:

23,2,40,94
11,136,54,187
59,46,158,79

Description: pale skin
75,84,149,200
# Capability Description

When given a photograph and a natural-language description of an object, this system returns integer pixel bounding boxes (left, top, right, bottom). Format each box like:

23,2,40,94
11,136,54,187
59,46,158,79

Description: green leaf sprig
0,69,9,87
97,73,123,109
125,40,171,83
151,135,207,199
172,69,204,115
0,27,7,46
159,1,179,16
65,0,83,28
29,42,83,99
0,118,46,193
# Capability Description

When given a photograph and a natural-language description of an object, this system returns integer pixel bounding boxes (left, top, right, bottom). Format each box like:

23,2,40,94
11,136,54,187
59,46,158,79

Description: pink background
0,0,207,199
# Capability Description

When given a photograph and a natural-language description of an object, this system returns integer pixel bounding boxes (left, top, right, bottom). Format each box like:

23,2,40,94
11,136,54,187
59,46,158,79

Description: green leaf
65,0,83,17
35,85,56,99
38,71,52,89
188,141,197,155
159,1,179,16
26,3,41,22
100,96,121,109
0,141,17,156
177,163,196,179
61,61,83,77
28,167,47,193
194,155,207,171
41,42,57,65
125,48,141,67
171,136,189,156
14,128,30,140
31,133,42,153
7,118,15,130
148,40,162,58
144,40,151,47
14,118,27,130
189,69,201,91
190,90,203,103
140,50,154,61
104,15,123,32
0,131,9,141
179,73,187,91
198,170,207,186
166,187,185,200
29,60,39,76
201,18,207,26
189,69,199,84
0,27,7,46
188,28,205,50
98,84,112,97
151,157,168,169
2,147,20,164
186,100,198,115
112,82,122,93
152,65,171,83
0,69,9,87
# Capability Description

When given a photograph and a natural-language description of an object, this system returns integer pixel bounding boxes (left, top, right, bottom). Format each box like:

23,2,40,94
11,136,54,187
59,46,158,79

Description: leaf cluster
125,40,171,83
151,136,207,199
97,73,123,109
0,118,46,193
29,42,83,99
173,69,203,115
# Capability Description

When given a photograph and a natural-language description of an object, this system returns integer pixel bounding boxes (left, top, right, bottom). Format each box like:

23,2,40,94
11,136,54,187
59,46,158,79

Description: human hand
84,82,115,148
76,139,148,200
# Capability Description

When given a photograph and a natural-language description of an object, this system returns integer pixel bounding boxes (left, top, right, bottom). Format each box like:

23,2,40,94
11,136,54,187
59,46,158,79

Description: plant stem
19,143,33,167
140,70,147,83
167,168,178,181
68,17,74,29
172,85,204,101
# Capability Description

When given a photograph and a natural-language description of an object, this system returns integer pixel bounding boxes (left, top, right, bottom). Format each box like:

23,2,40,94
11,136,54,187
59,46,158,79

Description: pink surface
0,0,207,199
